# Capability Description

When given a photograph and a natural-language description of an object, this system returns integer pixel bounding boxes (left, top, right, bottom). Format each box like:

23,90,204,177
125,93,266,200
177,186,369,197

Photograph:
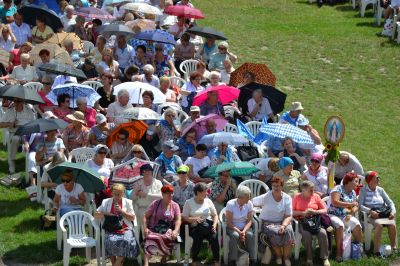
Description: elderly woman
159,76,177,102
0,24,16,52
8,41,32,71
274,157,301,197
279,101,306,126
199,90,225,116
185,144,211,183
53,94,72,123
278,137,306,173
196,37,217,64
226,186,256,266
95,73,115,115
95,183,139,266
89,114,113,147
252,176,294,266
31,15,54,45
85,144,114,180
358,171,397,256
155,107,180,143
210,169,237,213
257,157,280,186
107,89,131,125
154,141,183,182
36,75,55,115
206,71,223,88
121,144,150,163
131,164,162,230
180,71,204,113
40,152,67,200
208,41,237,71
209,142,241,166
328,172,362,262
220,59,235,84
140,90,158,112
9,53,38,84
143,184,181,265
138,64,160,88
196,60,211,83
53,170,86,217
154,43,175,77
76,97,97,128
292,181,330,266
182,183,220,266
177,128,197,161
98,48,120,78
171,165,194,210
247,89,275,122
62,111,90,152
301,153,329,197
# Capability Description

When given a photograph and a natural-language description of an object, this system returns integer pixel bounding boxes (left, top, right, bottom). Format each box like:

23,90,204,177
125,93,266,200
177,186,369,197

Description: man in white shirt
0,98,36,173
247,89,275,122
106,89,132,124
10,13,32,47
61,5,76,31
10,53,38,84
139,64,160,88
114,35,135,73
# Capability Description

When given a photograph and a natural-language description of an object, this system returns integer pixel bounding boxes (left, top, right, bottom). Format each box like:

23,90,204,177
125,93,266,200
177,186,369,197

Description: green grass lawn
1,0,400,265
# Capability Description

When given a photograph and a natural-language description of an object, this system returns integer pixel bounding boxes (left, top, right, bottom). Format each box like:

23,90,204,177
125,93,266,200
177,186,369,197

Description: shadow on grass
3,240,62,264
0,197,42,218
12,216,44,233
356,21,380,28
0,156,25,175
336,5,356,12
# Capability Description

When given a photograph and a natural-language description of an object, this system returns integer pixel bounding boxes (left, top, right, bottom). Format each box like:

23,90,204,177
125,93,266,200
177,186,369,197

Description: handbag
151,199,172,234
236,145,259,161
351,241,363,260
301,215,321,235
102,215,123,233
372,206,392,218
198,166,210,177
192,218,213,235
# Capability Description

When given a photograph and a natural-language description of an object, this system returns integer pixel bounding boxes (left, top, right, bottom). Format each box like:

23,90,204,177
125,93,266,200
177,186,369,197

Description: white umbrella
198,132,249,146
121,3,162,15
121,107,161,120
113,81,166,104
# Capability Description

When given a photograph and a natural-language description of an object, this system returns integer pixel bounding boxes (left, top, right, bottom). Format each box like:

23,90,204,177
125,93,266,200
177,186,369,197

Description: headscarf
278,157,294,170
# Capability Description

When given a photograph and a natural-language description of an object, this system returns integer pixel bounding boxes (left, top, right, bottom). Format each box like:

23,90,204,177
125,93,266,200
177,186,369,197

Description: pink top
84,107,97,128
146,199,181,230
292,193,326,219
38,90,54,112
53,108,72,123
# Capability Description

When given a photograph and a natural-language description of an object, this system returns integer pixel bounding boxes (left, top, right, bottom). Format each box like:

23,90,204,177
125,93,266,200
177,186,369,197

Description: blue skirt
105,229,139,258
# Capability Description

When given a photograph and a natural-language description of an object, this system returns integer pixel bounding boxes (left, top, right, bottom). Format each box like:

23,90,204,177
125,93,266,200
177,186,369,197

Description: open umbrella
198,132,249,146
15,118,68,136
47,83,100,108
106,121,148,148
96,24,135,37
103,0,133,6
0,48,9,68
30,43,74,66
45,32,83,50
75,7,115,20
133,30,176,45
202,162,259,178
192,85,240,106
229,62,276,88
121,3,162,15
238,82,287,115
130,31,174,55
258,123,315,149
125,19,156,33
39,63,87,79
0,85,45,104
121,107,161,120
186,25,227,40
113,82,166,104
163,5,205,19
18,4,63,32
181,114,228,137
110,158,158,190
48,162,105,193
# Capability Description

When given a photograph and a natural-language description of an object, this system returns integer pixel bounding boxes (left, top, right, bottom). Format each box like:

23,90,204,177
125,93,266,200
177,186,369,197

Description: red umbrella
192,85,240,106
163,5,205,19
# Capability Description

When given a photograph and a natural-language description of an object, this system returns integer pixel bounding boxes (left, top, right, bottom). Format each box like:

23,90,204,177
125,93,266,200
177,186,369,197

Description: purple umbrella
181,114,228,140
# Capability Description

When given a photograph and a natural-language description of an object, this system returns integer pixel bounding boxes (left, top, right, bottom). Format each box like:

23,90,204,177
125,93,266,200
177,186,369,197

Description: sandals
0,173,21,187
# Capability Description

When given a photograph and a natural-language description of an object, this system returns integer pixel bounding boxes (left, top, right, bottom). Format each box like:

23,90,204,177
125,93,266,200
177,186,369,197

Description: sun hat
162,140,179,151
218,41,229,49
278,157,294,169
177,165,190,173
290,102,304,112
94,144,109,154
42,111,58,119
297,116,309,126
66,111,86,125
95,113,107,125
310,153,323,163
190,106,200,113
161,184,174,193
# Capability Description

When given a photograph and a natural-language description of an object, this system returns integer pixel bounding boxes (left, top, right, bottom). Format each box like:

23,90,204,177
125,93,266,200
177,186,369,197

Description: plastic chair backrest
60,210,93,239
82,80,103,91
238,179,269,199
170,76,186,88
69,147,96,164
24,82,43,92
223,123,238,133
245,121,262,136
179,59,198,81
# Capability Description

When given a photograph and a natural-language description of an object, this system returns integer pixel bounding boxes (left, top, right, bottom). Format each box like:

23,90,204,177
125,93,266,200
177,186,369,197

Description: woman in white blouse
84,144,114,182
185,144,211,183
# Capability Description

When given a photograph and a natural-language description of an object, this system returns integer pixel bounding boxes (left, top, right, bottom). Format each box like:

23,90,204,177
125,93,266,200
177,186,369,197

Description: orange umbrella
125,19,155,33
30,43,74,66
106,121,148,148
229,62,276,87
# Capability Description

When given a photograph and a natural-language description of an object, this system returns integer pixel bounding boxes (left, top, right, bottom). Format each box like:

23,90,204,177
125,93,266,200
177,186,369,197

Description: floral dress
62,125,90,151
155,55,172,77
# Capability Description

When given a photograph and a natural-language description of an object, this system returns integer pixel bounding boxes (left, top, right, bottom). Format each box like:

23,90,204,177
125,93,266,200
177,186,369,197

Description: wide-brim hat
66,111,86,125
290,101,304,112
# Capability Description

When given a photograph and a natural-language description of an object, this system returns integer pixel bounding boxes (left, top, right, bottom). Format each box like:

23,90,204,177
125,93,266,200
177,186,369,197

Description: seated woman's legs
329,215,344,258
373,224,384,253
208,230,220,264
245,230,257,262
227,229,240,263
299,224,314,261
345,216,362,243
388,224,398,250
190,229,206,262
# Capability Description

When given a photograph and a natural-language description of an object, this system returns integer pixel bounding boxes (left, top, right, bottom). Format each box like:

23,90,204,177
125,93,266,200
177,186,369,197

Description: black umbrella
186,26,228,40
39,63,87,79
15,119,68,136
0,85,45,104
18,4,63,32
96,24,135,37
238,82,287,115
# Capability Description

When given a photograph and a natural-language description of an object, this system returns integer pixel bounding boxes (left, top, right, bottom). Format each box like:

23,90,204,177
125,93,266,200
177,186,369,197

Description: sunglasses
133,150,142,154
310,159,321,163
177,171,187,174
155,48,163,51
42,82,51,85
218,47,226,50
119,137,127,141
98,151,107,154
63,179,72,183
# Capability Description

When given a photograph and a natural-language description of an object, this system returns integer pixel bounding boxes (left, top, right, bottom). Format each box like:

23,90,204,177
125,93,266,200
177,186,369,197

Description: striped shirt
358,186,396,213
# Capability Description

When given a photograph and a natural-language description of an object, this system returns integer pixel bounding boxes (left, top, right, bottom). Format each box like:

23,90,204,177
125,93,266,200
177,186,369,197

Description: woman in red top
7,41,32,72
292,181,330,266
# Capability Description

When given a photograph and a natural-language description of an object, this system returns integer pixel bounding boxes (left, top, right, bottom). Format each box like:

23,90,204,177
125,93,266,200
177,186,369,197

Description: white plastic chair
223,105,241,121
238,179,269,199
360,0,375,17
23,82,43,92
179,59,198,81
222,123,238,133
170,76,186,88
0,102,8,146
59,210,100,266
68,147,96,164
375,0,385,25
82,40,95,54
244,121,262,136
82,80,103,91
162,109,189,127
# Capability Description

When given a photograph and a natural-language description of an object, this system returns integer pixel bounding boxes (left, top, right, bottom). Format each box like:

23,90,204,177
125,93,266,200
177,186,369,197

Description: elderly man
247,89,275,122
334,151,364,184
208,41,237,71
0,0,17,24
106,89,132,124
67,15,87,40
181,105,201,132
0,98,36,174
61,5,76,30
10,13,32,47
279,101,307,127
110,129,133,165
115,35,135,73
138,64,160,88
9,53,38,84
63,39,83,66
154,140,183,183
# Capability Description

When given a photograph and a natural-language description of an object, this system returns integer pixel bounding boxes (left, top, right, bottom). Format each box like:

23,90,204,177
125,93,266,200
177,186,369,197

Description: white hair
117,89,130,98
164,107,176,116
236,186,251,198
20,53,30,60
65,5,75,11
76,97,87,105
143,64,154,74
210,71,221,79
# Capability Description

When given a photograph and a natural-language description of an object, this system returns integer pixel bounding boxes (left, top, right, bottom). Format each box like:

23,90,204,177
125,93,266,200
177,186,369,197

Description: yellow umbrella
30,43,74,66
45,32,83,50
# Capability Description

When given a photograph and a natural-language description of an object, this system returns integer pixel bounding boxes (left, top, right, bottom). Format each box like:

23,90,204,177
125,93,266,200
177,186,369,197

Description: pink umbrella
163,5,205,19
181,114,228,138
192,85,240,106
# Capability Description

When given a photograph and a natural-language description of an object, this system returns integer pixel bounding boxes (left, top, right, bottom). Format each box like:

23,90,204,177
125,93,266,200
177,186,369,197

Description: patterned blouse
62,125,90,151
156,120,176,143
171,180,195,209
328,185,356,218
209,178,236,206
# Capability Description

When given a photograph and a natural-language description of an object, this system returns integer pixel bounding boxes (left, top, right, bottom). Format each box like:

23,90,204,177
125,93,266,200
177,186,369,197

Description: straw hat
66,111,86,125
290,102,304,112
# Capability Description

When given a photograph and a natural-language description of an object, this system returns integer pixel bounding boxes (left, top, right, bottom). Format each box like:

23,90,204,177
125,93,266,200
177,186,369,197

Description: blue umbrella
47,83,101,108
133,30,176,45
258,123,315,149
198,132,249,146
236,119,255,142
130,30,174,56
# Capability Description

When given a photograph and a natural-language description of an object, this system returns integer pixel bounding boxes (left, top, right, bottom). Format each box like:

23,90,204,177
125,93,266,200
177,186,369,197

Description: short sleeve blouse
146,199,181,230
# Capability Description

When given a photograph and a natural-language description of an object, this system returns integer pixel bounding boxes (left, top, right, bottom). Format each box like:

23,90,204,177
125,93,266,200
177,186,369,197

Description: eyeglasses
218,47,226,50
155,48,163,51
177,171,187,175
167,115,176,118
